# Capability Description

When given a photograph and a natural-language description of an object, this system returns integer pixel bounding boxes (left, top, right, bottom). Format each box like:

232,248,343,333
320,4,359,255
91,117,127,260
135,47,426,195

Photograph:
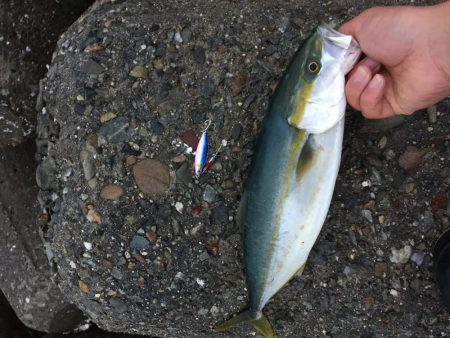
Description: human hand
339,3,450,119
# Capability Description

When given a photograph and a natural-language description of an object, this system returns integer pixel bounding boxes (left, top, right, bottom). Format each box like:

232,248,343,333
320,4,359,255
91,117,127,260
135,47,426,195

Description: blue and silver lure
194,120,222,177
194,121,210,177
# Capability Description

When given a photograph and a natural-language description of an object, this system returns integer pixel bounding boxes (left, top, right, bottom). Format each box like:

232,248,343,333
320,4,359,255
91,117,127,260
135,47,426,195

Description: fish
214,24,361,337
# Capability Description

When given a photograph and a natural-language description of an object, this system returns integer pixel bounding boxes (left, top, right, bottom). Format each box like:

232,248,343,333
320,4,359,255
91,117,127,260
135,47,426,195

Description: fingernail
350,66,370,84
369,74,383,90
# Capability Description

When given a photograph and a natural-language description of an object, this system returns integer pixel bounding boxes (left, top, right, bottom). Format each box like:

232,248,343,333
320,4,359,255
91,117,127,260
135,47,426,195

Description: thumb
338,18,360,38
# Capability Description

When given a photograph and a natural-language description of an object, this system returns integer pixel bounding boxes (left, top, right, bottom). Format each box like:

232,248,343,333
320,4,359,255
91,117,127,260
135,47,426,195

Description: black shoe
434,228,450,312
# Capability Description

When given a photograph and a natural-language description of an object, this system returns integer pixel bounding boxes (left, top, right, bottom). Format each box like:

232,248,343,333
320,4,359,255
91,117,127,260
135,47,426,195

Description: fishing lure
194,120,210,177
193,120,222,177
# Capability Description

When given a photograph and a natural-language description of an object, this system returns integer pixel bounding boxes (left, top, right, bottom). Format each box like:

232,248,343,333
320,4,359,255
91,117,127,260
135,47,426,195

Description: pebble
78,280,89,294
109,298,128,314
189,224,203,236
86,206,102,224
198,308,209,316
384,149,396,161
111,268,123,280
430,192,448,212
100,185,124,200
151,121,165,135
129,65,148,78
210,305,220,316
374,262,387,277
100,112,117,123
84,43,104,53
174,31,183,43
181,129,199,149
361,209,373,223
398,146,430,171
427,105,437,123
201,77,215,98
176,162,192,184
212,205,228,224
172,154,186,163
74,103,86,115
130,236,150,250
154,42,166,58
193,46,206,64
126,156,138,165
175,202,184,213
36,160,56,190
98,116,130,144
180,27,192,42
203,185,218,203
390,289,399,297
390,245,412,264
211,162,222,171
88,178,97,189
231,123,242,141
366,153,383,168
132,159,170,195
410,252,425,266
221,180,234,190
80,58,104,74
230,72,248,96
205,239,219,256
378,136,387,149
80,149,95,180
199,251,209,261
403,181,415,194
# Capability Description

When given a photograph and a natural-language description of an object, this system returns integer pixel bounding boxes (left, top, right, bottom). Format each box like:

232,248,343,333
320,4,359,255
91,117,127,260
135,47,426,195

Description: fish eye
307,61,321,74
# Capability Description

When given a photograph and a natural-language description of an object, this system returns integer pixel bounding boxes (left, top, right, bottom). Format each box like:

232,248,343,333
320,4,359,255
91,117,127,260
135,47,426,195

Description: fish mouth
318,23,359,50
318,23,361,75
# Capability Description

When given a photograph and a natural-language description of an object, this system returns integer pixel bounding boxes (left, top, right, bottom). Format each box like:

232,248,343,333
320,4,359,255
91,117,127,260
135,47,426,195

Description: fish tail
214,310,274,338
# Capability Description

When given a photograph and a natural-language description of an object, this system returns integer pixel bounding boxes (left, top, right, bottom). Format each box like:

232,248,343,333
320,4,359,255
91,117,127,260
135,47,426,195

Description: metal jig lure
193,120,222,177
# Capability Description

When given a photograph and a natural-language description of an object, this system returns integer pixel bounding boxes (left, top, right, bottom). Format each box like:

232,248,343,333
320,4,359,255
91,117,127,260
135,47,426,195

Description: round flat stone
132,159,170,195
100,184,124,200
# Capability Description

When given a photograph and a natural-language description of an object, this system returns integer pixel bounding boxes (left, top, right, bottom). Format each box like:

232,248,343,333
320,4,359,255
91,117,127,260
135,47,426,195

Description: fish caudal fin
214,310,274,338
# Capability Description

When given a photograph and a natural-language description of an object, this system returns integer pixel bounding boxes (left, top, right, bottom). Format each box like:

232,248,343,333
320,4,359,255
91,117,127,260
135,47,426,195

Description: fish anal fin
236,192,247,231
295,262,306,276
214,310,274,338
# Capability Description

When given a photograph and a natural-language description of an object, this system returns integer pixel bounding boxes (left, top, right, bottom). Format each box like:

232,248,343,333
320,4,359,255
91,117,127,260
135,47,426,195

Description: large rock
37,0,449,337
0,141,85,332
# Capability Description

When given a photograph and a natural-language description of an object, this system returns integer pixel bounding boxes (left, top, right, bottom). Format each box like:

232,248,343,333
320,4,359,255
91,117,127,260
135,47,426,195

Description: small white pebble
196,278,205,287
175,202,184,213
83,242,92,251
69,261,77,269
390,289,399,297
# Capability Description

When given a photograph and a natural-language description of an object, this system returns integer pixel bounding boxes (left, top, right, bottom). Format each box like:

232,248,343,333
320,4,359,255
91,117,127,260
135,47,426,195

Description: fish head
287,24,361,134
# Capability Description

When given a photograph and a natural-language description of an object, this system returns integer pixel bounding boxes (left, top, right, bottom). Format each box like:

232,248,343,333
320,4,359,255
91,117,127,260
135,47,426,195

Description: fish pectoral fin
214,310,274,338
296,134,316,182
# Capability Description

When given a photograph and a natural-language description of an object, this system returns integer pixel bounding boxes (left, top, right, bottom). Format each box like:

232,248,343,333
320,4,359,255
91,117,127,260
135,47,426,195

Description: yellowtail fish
214,25,361,337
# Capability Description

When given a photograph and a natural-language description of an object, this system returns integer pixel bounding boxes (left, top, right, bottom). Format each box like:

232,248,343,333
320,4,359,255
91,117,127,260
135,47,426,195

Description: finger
338,17,360,37
359,74,395,119
347,57,381,78
345,65,371,111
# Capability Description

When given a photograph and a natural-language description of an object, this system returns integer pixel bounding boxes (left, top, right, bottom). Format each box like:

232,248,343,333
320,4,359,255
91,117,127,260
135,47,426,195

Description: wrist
426,2,450,87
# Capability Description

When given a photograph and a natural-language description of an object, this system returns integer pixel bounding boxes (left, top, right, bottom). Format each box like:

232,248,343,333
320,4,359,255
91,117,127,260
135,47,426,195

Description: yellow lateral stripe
288,82,313,127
